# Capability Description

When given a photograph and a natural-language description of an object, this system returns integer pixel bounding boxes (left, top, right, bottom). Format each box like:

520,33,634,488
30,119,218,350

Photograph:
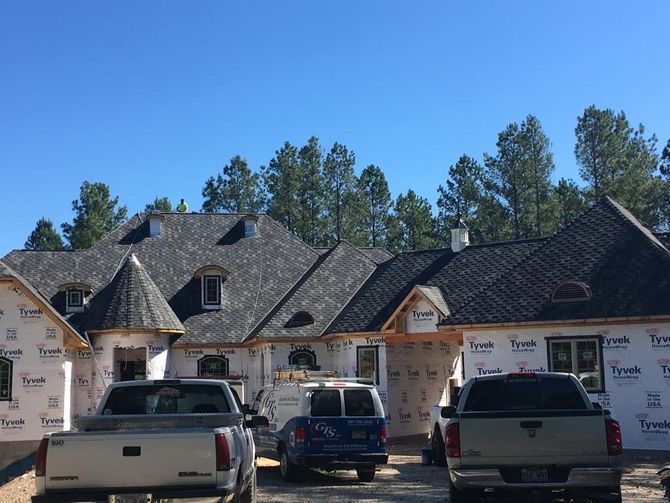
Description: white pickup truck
444,372,623,503
32,379,267,503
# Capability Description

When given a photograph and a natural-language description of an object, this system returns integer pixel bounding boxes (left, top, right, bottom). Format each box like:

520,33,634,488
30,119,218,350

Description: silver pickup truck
32,379,267,503
444,372,623,503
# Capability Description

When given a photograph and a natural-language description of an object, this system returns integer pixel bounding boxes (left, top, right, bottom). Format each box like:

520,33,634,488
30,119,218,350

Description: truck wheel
237,468,257,503
279,447,298,482
432,426,447,466
356,468,376,482
589,485,622,503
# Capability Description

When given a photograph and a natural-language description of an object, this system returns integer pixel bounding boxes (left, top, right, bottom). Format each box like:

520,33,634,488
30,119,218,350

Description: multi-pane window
547,337,604,392
203,275,220,306
357,346,379,384
0,357,12,401
198,356,229,377
288,350,316,368
67,288,84,311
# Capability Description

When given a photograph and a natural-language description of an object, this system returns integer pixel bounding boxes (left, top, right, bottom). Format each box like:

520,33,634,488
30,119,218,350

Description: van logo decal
314,422,337,438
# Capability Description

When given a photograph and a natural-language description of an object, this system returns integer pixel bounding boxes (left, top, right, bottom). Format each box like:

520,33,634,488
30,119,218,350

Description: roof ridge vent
551,281,592,304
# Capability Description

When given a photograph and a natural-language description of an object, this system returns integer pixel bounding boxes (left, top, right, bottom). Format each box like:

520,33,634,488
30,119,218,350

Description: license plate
350,429,367,440
110,495,151,503
521,468,548,483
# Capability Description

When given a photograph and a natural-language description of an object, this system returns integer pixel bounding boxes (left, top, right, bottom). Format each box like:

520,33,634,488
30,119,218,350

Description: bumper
294,452,389,470
32,485,235,503
450,466,622,490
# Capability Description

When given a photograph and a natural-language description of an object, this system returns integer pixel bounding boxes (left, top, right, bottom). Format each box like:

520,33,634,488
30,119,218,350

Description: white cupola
146,211,165,237
450,215,469,253
243,214,259,238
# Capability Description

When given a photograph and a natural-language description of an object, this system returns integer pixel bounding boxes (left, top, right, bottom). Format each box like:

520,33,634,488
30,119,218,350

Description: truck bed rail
74,413,243,431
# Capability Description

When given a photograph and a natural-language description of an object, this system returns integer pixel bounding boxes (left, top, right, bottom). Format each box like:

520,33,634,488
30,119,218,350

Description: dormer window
194,265,229,310
58,282,92,313
285,311,314,328
243,215,259,238
551,281,592,304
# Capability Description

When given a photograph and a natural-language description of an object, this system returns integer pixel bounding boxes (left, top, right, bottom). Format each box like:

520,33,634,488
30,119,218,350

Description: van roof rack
272,367,374,386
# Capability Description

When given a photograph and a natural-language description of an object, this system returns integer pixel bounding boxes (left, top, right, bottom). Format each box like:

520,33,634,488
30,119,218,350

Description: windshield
463,376,587,412
102,384,231,415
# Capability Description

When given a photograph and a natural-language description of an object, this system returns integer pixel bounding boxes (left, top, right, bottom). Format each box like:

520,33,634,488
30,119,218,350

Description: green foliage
295,137,326,246
387,190,436,253
61,181,127,250
575,105,662,227
201,155,265,213
554,178,586,229
436,155,484,243
144,197,172,213
323,142,359,243
358,165,391,247
263,142,300,232
25,218,64,250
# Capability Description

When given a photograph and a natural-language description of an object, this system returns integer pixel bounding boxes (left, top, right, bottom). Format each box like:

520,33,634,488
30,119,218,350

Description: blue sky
1,1,669,255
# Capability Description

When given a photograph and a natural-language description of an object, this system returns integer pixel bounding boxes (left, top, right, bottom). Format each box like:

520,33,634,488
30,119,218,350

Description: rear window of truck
103,384,231,415
463,376,587,412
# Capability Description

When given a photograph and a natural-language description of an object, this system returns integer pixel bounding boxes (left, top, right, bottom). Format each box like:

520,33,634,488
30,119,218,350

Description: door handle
520,421,543,429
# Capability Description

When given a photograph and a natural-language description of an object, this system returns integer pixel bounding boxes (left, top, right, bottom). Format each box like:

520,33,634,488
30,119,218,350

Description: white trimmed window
59,283,92,313
67,288,84,309
547,336,604,393
203,275,221,307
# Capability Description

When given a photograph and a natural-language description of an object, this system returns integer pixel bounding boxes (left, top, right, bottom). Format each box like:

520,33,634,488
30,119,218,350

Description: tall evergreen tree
323,142,358,243
25,218,64,250
263,142,300,232
484,122,530,239
518,115,555,236
201,155,264,213
144,197,172,213
386,190,436,253
436,155,483,243
554,178,586,229
575,106,662,227
357,164,391,247
296,137,326,245
61,181,127,250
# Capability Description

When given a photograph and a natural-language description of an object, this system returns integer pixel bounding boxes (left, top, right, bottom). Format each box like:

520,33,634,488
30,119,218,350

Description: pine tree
61,181,127,250
436,155,483,243
386,190,436,253
358,165,391,247
263,142,300,232
296,137,326,245
554,178,586,229
144,197,172,213
323,142,358,243
25,218,64,250
201,156,264,213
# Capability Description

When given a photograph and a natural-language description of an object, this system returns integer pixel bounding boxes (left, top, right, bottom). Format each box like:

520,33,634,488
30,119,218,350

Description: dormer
57,282,93,313
194,265,230,310
243,214,259,238
146,211,165,237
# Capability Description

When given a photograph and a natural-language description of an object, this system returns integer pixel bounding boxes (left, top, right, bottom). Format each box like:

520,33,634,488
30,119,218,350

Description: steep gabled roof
440,197,670,326
248,241,377,340
84,254,185,333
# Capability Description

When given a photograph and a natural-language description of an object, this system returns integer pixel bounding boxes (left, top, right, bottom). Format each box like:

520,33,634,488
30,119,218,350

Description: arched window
0,357,12,401
288,348,316,368
551,281,592,304
197,356,229,377
285,311,314,328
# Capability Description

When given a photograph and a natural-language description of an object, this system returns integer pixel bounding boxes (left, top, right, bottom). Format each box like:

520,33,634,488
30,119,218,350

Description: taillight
379,426,387,445
295,426,306,445
36,438,48,477
445,423,460,458
605,418,622,456
215,433,232,471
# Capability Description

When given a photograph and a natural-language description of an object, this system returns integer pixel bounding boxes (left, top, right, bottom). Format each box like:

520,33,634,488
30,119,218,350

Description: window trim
202,275,221,307
0,357,12,401
356,345,380,385
66,287,84,310
545,335,605,393
197,355,230,378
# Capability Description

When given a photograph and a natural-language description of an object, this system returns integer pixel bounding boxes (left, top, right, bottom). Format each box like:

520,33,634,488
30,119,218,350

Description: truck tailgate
45,430,218,490
458,411,608,466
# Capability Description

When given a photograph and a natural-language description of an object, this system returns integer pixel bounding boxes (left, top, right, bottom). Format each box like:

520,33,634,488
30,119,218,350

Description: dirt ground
1,438,666,502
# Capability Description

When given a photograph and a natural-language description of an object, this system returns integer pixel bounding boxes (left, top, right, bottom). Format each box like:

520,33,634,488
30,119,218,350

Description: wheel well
277,441,286,454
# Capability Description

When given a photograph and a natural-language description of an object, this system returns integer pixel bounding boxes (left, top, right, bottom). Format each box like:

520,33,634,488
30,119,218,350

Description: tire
357,468,376,482
589,485,622,503
279,446,298,482
239,468,257,503
432,426,447,467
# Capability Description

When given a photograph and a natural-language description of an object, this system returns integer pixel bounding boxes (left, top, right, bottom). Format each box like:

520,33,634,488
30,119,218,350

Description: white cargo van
252,373,388,482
